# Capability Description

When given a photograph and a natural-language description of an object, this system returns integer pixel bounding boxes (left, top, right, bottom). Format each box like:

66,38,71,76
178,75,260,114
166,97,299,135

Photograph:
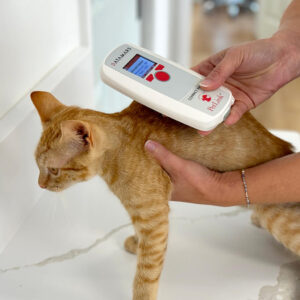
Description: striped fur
252,204,300,256
31,91,299,300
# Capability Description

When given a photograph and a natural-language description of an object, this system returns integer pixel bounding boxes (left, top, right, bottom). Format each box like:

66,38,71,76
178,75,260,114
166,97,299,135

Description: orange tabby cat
31,91,300,300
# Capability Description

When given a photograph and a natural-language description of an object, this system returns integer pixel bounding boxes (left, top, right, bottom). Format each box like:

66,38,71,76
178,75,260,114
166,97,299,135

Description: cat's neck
92,102,162,178
76,107,124,150
92,101,162,149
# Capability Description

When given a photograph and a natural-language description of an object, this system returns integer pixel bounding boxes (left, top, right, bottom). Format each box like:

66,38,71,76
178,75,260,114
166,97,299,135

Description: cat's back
118,102,293,172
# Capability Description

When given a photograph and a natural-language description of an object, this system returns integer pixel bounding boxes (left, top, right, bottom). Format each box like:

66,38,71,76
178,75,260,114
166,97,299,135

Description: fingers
192,48,248,128
192,49,242,91
201,54,242,90
224,100,250,125
191,49,226,76
144,140,183,178
191,60,214,76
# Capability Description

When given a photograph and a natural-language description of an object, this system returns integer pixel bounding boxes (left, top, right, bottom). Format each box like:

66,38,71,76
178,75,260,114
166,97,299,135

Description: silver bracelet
241,169,250,207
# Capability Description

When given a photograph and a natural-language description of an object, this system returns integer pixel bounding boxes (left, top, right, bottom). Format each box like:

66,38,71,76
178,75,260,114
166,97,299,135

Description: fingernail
145,140,156,152
197,130,212,136
197,131,206,137
200,79,212,87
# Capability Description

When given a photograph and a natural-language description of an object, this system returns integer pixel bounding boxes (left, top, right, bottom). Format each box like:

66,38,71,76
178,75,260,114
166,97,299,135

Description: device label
184,86,227,116
111,47,132,66
207,94,224,111
187,86,201,101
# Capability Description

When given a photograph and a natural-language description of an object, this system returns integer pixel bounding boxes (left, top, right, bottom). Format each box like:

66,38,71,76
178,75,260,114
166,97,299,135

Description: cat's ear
44,121,93,168
60,120,94,149
31,91,65,123
46,121,93,168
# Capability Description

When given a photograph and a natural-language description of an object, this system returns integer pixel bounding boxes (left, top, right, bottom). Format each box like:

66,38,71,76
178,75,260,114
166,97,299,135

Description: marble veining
0,208,245,274
0,203,297,300
0,223,131,274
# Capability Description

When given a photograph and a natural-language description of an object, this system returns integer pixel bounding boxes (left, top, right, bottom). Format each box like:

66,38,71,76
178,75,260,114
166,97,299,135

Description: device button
155,64,164,70
155,71,170,81
146,74,154,82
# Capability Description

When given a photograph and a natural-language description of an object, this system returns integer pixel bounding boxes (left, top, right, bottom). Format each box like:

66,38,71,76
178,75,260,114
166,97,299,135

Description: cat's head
31,91,104,192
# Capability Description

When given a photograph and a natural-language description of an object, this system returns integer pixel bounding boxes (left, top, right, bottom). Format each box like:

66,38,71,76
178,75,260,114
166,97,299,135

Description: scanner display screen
123,55,156,78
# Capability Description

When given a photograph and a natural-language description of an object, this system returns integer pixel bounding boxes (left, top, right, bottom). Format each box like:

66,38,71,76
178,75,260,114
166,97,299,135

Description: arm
277,0,300,35
223,152,300,206
193,0,300,133
145,141,300,206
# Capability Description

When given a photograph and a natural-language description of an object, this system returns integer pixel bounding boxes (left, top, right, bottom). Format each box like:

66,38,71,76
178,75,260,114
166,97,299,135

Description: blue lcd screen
123,55,156,78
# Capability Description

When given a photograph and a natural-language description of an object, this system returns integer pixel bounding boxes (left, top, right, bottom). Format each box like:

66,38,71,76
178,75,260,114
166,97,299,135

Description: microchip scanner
101,44,234,131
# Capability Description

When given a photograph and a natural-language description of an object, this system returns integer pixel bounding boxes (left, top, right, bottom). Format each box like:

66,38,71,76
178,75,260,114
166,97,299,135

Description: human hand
145,140,243,206
194,33,300,134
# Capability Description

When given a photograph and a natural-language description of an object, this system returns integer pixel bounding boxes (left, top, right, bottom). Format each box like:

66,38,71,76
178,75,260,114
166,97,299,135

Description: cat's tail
252,204,300,256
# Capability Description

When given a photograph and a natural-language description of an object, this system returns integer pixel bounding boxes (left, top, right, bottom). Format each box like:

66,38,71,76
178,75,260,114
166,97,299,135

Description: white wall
0,0,82,119
0,0,94,254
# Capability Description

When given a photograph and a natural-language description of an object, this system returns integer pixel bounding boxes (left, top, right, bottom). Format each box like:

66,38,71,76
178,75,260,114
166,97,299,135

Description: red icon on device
146,74,154,82
146,64,170,82
155,64,164,70
202,94,211,102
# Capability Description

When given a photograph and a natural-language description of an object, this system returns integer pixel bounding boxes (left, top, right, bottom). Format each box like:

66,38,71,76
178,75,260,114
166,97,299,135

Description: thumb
200,51,241,90
144,140,183,178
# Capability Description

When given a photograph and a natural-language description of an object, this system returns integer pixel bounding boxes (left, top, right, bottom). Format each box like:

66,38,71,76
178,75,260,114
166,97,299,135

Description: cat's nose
38,175,48,189
39,182,47,189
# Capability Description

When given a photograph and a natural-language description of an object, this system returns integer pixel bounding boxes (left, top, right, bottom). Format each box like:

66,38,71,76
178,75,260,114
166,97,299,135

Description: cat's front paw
124,235,138,254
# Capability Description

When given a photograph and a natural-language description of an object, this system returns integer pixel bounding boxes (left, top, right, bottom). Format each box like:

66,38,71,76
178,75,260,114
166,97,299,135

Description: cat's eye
48,168,60,176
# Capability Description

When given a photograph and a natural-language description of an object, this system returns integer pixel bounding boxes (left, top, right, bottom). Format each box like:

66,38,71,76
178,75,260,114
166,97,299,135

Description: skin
145,0,300,207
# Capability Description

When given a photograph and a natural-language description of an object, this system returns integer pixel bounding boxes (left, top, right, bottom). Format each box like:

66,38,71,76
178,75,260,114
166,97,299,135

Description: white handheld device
100,44,234,131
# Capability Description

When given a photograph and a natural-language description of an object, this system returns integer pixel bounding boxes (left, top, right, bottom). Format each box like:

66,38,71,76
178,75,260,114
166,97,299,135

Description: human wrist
218,170,245,207
271,30,300,80
272,28,300,51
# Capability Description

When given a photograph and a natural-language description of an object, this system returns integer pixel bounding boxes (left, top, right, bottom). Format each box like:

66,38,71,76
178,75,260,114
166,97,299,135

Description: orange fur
31,91,299,300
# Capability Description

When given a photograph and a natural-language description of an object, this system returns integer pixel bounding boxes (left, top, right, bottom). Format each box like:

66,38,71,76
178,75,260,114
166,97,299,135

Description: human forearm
272,0,300,65
145,140,300,207
268,0,300,93
223,153,300,206
278,0,300,34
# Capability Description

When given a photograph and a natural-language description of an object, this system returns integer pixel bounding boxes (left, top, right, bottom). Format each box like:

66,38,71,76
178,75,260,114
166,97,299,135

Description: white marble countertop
0,130,299,300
